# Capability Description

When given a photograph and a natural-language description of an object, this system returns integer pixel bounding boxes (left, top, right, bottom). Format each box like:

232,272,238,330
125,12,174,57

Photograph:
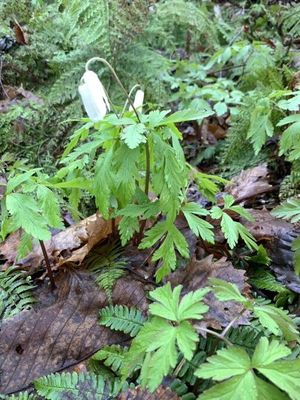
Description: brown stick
39,240,56,290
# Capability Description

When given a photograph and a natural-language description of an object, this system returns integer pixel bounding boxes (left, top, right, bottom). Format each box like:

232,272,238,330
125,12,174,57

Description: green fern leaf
92,344,128,373
34,372,110,399
99,304,146,337
0,268,35,320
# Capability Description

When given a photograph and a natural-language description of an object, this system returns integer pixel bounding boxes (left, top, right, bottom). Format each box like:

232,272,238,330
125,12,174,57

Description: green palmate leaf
196,337,299,400
209,278,248,305
271,198,300,223
147,110,170,128
149,283,182,321
256,360,300,400
121,123,147,149
252,337,291,366
198,374,286,400
36,185,64,229
253,304,299,342
149,283,209,322
182,202,214,243
6,193,51,241
176,321,199,360
195,346,251,380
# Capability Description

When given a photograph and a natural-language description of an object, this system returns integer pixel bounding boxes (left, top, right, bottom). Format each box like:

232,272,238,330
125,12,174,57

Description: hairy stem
39,240,56,290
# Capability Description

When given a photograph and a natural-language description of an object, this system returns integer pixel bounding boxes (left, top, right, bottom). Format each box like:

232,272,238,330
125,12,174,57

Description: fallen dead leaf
117,385,180,400
169,255,250,329
0,269,147,395
225,164,273,203
0,213,115,273
243,209,300,293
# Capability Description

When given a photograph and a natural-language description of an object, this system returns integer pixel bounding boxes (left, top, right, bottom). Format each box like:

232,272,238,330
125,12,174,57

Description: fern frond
250,268,295,306
34,372,115,399
93,344,128,373
99,304,146,337
0,268,35,320
0,392,36,400
85,241,127,300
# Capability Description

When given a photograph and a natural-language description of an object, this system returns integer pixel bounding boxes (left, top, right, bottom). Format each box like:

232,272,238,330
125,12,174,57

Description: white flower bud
129,89,144,112
78,70,110,122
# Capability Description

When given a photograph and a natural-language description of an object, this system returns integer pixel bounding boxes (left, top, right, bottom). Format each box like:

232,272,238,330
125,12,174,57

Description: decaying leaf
225,164,273,203
0,269,147,395
169,255,250,329
117,385,180,400
0,213,115,273
244,209,300,293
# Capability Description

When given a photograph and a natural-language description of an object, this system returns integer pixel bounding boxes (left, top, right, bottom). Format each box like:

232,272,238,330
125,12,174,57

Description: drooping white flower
129,89,144,112
78,70,110,122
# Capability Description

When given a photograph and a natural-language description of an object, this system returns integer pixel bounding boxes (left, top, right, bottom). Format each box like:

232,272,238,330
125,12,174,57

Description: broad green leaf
209,278,248,304
177,287,210,321
149,283,182,321
253,304,299,342
147,110,170,128
257,360,300,400
199,372,257,400
254,376,287,400
17,232,33,260
252,337,291,367
157,109,211,125
37,186,64,229
6,193,50,241
176,321,198,360
195,346,251,380
6,169,40,194
121,123,147,149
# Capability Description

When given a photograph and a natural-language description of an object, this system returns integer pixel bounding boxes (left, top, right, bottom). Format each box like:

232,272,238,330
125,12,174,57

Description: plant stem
196,327,233,347
39,240,56,290
221,308,246,338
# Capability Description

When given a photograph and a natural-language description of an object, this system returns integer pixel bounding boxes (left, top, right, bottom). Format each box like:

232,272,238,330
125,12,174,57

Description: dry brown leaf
225,164,273,203
0,269,147,395
0,213,115,272
117,385,180,400
169,255,250,329
243,209,300,293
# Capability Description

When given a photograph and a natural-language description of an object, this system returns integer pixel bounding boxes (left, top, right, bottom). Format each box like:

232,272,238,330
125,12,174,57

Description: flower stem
39,240,56,290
